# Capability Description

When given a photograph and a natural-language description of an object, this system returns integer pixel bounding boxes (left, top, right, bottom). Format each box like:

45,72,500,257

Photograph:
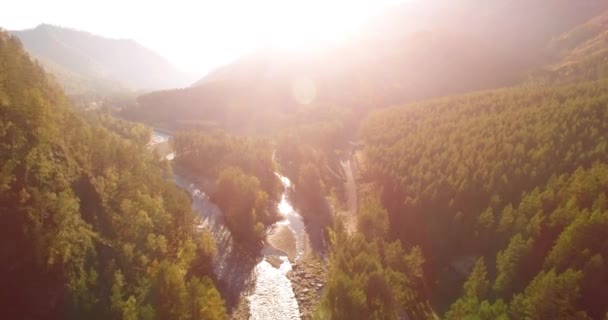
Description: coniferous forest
0,32,226,320
360,80,608,319
5,1,608,319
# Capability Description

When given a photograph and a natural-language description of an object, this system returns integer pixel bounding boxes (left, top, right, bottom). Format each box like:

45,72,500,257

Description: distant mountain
127,0,608,132
10,24,196,95
532,9,608,84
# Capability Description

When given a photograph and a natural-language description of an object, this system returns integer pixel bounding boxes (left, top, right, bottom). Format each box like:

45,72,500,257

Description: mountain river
150,131,304,319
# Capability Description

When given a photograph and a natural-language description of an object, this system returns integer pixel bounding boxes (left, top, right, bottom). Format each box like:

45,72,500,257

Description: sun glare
170,0,409,72
254,0,401,50
2,0,409,73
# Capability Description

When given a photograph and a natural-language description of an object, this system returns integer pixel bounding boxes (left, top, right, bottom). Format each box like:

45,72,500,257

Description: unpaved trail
340,152,358,233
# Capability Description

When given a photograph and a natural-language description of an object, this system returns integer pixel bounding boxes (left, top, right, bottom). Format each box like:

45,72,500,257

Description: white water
247,174,305,319
275,175,306,261
248,257,299,320
148,131,170,146
150,132,304,320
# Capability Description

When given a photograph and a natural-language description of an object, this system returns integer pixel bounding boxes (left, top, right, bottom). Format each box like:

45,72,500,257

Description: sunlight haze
2,0,409,74
4,1,608,319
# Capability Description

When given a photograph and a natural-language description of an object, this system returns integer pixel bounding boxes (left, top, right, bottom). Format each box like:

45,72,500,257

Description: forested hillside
534,10,608,84
360,79,608,318
0,31,226,319
6,1,608,319
315,194,434,319
120,5,608,317
123,0,607,133
445,164,608,319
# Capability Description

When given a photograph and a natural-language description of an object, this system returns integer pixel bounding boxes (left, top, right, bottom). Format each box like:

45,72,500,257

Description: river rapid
150,132,304,319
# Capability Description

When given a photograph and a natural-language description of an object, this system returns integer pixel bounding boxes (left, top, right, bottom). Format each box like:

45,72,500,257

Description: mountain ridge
532,9,608,84
127,0,608,132
10,24,197,96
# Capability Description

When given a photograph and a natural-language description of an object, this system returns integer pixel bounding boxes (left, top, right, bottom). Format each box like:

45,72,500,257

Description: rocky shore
267,224,297,261
230,294,252,320
288,256,328,319
228,248,328,320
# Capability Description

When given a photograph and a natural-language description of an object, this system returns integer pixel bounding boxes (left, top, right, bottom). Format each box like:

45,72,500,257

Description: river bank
150,131,334,319
284,148,361,318
229,254,327,320
289,255,327,319
171,170,289,320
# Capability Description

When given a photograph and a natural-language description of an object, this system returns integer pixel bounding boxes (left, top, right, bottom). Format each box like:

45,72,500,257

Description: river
150,131,304,319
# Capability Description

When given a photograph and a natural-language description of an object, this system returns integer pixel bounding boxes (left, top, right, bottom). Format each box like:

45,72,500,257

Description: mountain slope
0,31,225,319
360,79,608,317
533,9,608,84
11,24,194,95
125,0,608,132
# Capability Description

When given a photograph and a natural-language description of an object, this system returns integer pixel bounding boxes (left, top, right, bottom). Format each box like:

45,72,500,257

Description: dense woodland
125,5,608,319
172,131,281,245
6,2,608,320
445,164,608,319
169,103,357,246
0,32,226,319
274,105,356,229
360,79,608,317
315,195,433,319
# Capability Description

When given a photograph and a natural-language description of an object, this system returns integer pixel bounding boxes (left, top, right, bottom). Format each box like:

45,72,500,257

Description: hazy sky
2,0,408,75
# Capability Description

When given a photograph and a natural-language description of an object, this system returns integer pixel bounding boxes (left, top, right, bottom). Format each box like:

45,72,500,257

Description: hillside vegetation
534,10,608,84
0,31,226,319
173,131,282,245
6,2,608,319
122,5,608,317
360,79,608,318
123,0,608,133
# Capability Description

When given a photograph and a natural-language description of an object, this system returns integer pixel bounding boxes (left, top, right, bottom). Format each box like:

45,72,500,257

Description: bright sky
2,0,408,75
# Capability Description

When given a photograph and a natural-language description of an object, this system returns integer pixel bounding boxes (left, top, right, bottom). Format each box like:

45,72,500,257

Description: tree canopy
360,79,608,317
0,31,226,320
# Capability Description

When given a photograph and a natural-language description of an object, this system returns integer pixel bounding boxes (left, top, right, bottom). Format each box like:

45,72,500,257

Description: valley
4,0,608,319
150,131,327,320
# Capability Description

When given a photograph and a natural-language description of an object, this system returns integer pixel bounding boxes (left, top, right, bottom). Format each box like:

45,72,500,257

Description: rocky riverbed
288,256,328,319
